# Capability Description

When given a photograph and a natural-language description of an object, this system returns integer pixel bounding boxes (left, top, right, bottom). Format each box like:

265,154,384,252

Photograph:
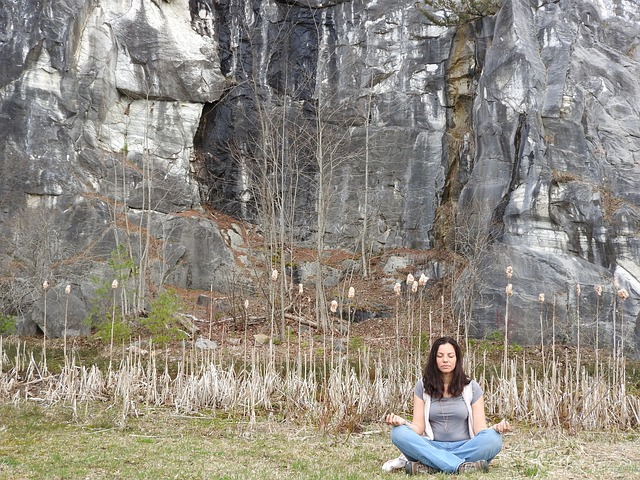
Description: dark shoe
457,460,489,473
405,461,437,475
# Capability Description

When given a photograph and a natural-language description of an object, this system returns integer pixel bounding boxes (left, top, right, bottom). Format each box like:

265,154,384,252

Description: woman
385,336,510,474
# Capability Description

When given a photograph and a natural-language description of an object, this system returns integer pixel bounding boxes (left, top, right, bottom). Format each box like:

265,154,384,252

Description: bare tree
206,5,367,337
0,206,77,317
450,199,494,342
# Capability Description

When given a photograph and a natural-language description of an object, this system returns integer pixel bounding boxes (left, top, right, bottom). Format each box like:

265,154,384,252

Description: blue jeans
391,425,503,473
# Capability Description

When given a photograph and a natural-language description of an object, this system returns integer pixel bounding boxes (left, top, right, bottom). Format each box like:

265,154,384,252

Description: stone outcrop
1,0,639,354
452,0,640,349
1,0,234,334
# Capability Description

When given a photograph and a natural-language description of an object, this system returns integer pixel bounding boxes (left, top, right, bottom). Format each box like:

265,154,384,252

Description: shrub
141,289,187,346
349,336,364,351
417,0,501,26
85,245,136,344
0,313,16,335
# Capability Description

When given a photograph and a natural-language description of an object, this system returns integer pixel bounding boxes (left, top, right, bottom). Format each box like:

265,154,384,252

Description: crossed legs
391,425,503,473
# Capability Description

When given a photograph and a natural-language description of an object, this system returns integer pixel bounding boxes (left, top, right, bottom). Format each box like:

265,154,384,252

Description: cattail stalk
428,306,433,345
504,268,513,375
110,279,119,370
538,293,545,372
244,299,249,367
504,283,513,374
552,294,557,366
594,285,602,378
613,277,619,364
418,274,428,354
330,299,338,369
208,284,213,341
575,283,581,377
617,288,629,389
394,283,401,360
42,281,49,370
439,295,445,337
410,279,417,340
347,287,355,358
270,269,278,362
64,284,71,365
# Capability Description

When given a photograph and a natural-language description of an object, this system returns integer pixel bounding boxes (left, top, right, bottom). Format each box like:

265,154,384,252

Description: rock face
29,286,90,339
0,0,235,334
453,0,640,350
1,0,639,354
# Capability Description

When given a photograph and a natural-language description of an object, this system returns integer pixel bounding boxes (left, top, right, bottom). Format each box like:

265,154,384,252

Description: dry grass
0,403,638,479
496,428,640,479
1,334,638,434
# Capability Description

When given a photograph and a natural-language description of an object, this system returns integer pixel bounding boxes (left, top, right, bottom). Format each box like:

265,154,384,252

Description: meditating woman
385,336,511,474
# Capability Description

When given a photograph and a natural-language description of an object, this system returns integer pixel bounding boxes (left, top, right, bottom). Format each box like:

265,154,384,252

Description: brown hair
422,336,470,399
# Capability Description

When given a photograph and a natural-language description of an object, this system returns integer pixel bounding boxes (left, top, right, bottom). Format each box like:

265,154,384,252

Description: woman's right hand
385,413,407,426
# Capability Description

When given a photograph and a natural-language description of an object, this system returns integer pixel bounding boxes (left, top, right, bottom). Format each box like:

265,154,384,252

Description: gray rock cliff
1,0,639,354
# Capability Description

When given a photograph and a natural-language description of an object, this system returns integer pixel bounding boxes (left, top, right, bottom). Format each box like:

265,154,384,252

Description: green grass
0,404,638,479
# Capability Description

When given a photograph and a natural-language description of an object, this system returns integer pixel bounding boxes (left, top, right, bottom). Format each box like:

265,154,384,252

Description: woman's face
436,342,457,375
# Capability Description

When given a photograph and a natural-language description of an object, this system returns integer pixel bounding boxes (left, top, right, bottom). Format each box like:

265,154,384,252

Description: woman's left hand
492,419,511,433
